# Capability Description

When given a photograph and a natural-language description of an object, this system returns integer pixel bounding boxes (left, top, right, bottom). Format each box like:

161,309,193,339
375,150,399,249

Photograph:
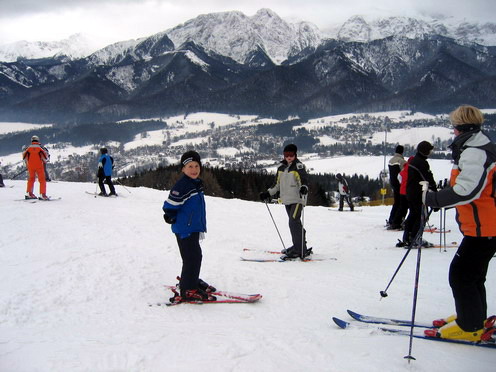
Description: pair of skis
16,196,61,203
333,310,496,349
153,285,262,306
240,248,337,262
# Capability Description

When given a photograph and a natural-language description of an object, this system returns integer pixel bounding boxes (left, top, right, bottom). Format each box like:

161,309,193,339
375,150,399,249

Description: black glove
299,185,308,196
259,191,271,202
163,213,176,224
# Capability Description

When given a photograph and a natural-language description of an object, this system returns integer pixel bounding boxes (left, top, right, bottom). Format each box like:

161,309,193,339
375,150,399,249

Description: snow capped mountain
0,34,100,62
332,15,496,46
166,8,322,65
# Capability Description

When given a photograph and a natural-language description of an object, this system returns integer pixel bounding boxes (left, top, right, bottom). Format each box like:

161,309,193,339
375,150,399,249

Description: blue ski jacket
98,154,114,177
163,175,207,239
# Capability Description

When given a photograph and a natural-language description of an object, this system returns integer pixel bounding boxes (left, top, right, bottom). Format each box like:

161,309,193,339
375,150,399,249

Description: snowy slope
1,180,495,371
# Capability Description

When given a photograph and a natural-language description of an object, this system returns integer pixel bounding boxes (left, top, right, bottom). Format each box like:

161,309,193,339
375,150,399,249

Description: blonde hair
449,105,484,126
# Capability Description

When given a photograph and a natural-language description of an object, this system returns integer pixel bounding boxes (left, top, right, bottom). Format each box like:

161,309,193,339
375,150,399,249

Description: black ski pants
339,194,354,211
403,199,422,244
389,188,408,226
176,232,203,293
285,203,306,251
449,236,496,331
98,175,116,195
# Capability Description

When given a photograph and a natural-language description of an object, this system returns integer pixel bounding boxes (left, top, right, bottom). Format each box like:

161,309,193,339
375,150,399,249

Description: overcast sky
1,0,495,46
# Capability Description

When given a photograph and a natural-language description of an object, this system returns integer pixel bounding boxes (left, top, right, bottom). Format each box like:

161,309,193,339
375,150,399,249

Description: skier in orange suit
22,135,49,200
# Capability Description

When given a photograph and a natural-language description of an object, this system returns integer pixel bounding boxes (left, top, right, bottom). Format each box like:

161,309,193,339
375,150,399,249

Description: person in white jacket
260,144,311,259
336,173,354,211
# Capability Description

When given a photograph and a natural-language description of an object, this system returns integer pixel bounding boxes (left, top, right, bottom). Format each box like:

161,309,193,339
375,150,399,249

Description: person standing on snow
396,141,437,247
0,161,5,187
336,173,354,211
422,105,496,342
259,144,311,259
163,151,216,303
22,135,49,200
387,145,407,229
97,147,117,197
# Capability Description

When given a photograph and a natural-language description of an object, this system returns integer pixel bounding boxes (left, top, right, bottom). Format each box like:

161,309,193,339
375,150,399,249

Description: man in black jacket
387,145,407,229
397,141,437,247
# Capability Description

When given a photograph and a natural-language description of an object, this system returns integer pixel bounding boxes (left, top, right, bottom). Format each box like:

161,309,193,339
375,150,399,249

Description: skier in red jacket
22,135,49,200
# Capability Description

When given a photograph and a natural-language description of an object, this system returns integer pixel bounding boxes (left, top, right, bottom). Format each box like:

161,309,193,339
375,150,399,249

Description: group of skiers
18,135,116,199
162,104,495,344
385,105,496,343
10,105,495,343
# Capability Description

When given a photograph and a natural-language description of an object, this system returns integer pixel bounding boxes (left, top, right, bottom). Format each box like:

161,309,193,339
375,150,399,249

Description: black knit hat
100,147,108,154
395,145,404,154
180,150,201,168
417,141,434,157
283,144,297,154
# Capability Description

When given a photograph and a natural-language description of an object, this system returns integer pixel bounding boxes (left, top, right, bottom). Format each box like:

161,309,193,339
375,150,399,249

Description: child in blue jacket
163,151,216,302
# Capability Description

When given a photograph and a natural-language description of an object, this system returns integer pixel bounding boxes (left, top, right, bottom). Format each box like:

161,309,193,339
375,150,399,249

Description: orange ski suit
22,142,48,194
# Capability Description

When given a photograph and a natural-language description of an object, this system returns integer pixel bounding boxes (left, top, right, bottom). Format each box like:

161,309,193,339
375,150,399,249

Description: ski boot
198,278,217,293
481,316,496,343
25,192,37,199
281,247,313,260
181,288,217,302
39,194,50,200
424,321,483,342
432,314,457,328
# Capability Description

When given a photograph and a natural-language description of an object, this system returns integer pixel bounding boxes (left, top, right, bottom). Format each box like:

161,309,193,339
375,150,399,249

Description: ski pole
442,208,448,252
439,207,443,252
380,207,432,299
300,194,307,260
11,168,27,180
264,201,286,251
404,202,428,363
114,178,131,193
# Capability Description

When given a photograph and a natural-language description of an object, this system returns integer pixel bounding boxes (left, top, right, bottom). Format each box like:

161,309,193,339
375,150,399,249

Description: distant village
1,112,462,184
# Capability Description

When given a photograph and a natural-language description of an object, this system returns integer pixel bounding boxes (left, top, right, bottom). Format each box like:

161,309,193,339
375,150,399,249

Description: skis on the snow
85,191,120,198
16,196,61,203
242,248,284,254
332,310,496,349
424,227,452,233
240,256,336,262
328,208,362,212
346,309,434,328
156,285,262,306
432,244,458,249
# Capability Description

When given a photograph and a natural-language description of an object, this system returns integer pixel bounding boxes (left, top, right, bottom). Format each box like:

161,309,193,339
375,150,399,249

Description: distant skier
396,141,437,247
387,145,407,229
163,150,216,303
336,173,354,211
259,144,311,259
97,147,117,197
422,105,496,342
41,145,51,182
22,135,49,200
0,161,4,187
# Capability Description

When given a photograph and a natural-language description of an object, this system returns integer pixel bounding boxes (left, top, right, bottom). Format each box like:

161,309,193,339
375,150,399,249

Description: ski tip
332,317,350,329
346,309,360,319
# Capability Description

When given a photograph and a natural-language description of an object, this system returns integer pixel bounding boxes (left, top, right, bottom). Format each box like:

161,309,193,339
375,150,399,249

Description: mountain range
1,9,495,124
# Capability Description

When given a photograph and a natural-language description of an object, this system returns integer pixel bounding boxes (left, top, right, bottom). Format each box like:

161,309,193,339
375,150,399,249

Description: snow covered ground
1,180,495,372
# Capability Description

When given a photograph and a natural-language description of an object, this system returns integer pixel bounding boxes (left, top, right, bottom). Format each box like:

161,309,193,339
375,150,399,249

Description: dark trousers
403,199,422,243
176,232,203,293
389,189,408,226
98,175,116,195
449,236,496,331
339,194,354,211
285,204,306,251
